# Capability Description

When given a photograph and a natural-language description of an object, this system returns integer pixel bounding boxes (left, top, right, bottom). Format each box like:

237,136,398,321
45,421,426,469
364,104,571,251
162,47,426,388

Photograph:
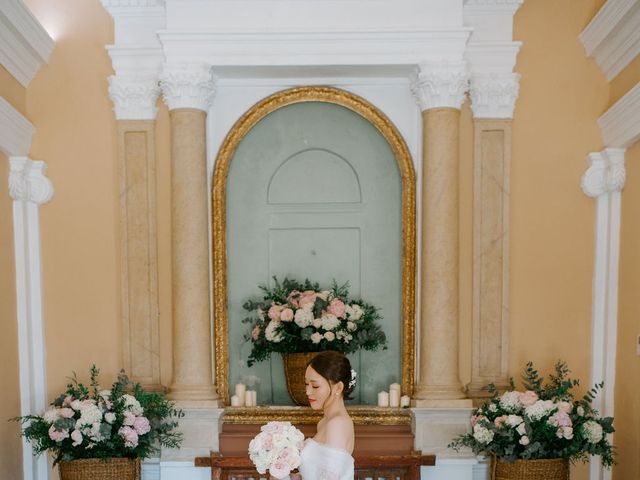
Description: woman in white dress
287,351,356,480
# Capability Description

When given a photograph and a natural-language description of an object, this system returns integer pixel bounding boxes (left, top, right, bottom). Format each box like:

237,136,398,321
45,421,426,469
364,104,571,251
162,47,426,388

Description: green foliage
12,366,183,465
243,276,388,366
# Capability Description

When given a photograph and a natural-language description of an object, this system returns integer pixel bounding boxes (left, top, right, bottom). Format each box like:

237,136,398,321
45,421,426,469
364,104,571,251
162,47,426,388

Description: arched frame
212,86,416,409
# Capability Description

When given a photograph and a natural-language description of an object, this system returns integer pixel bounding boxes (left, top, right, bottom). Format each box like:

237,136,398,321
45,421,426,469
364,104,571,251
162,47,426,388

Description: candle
245,390,253,407
251,390,257,406
230,395,241,407
235,383,246,406
389,383,401,395
377,391,390,407
400,395,410,408
390,388,400,407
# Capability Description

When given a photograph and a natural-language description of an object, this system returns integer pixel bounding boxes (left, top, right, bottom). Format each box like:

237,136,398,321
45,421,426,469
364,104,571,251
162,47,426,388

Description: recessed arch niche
212,86,416,407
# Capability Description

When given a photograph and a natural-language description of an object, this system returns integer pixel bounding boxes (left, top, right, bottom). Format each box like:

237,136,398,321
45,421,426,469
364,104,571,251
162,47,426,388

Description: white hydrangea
43,408,59,424
499,391,522,413
524,400,555,421
76,404,103,427
582,421,604,443
265,321,284,343
294,308,313,328
472,424,494,444
506,415,524,427
320,314,340,331
122,394,144,416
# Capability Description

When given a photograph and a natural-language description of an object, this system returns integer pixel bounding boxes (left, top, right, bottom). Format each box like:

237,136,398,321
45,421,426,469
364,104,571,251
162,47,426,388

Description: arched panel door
226,100,402,405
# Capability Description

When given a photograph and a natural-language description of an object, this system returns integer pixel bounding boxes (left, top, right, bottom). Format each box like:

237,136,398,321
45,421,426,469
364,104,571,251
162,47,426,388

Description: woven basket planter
59,458,140,480
492,458,569,480
283,351,321,406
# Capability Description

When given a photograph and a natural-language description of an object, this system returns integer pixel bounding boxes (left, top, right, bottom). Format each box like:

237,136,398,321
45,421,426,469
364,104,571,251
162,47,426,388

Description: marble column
108,75,163,391
411,61,470,405
160,64,219,403
466,73,519,401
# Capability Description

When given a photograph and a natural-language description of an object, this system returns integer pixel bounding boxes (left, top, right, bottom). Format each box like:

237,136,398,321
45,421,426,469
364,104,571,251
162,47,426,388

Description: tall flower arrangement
243,277,387,366
13,366,183,465
449,361,615,467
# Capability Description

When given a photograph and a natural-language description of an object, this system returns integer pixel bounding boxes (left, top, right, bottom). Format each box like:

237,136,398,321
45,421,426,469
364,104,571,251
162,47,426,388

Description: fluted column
411,61,469,404
160,64,219,402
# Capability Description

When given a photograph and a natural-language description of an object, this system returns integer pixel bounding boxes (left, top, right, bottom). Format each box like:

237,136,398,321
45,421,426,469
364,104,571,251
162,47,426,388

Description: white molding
410,61,469,110
580,0,640,80
108,75,161,120
0,0,54,87
469,72,520,118
464,0,524,15
598,82,640,148
581,148,625,480
0,97,35,156
159,63,217,111
9,157,53,480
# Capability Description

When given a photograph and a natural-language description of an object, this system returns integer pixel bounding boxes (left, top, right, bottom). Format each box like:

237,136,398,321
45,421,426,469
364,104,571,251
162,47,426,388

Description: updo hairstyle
307,351,355,400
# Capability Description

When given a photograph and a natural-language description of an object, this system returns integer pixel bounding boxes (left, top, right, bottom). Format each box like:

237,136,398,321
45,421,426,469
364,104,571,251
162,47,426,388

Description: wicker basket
59,458,141,480
492,458,569,480
283,352,321,406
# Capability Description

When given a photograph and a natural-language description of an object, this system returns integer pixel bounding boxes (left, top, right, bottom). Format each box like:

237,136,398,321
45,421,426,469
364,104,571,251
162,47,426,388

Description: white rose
71,430,83,446
310,332,323,344
350,304,364,320
346,321,357,331
321,314,340,331
294,308,313,328
324,331,335,342
312,318,323,329
519,435,530,446
105,412,116,424
582,421,604,443
43,408,59,424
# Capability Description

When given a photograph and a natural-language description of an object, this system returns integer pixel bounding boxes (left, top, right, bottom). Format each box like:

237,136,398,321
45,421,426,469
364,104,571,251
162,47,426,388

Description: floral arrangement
248,421,305,478
243,277,388,366
449,361,615,467
13,366,183,465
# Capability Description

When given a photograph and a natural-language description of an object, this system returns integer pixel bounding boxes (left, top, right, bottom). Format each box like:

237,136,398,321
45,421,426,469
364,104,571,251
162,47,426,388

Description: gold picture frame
211,86,416,413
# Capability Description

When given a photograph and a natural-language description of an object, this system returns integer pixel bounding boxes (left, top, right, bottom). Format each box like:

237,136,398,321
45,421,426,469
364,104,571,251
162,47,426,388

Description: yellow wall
0,153,23,480
614,139,640,479
0,65,27,117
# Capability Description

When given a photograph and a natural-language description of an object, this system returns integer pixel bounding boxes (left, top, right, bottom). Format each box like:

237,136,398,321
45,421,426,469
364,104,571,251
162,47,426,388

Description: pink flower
119,426,139,448
327,299,346,318
556,401,573,414
298,291,317,308
268,304,283,321
287,290,301,308
62,395,73,407
58,408,75,419
133,416,151,435
518,390,539,407
470,415,486,427
494,415,508,428
48,425,69,442
123,411,136,426
280,308,294,322
269,460,291,479
548,411,572,428
252,325,261,340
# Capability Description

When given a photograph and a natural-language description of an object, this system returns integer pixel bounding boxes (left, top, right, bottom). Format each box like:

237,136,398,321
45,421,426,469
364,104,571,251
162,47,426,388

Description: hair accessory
348,369,357,389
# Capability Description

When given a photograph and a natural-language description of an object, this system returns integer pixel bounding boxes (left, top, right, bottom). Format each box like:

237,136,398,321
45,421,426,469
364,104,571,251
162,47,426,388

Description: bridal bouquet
243,277,387,366
13,366,183,465
449,361,615,467
248,421,305,478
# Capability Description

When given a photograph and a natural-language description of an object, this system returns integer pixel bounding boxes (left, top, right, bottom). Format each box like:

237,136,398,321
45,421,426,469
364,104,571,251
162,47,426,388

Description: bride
275,350,356,480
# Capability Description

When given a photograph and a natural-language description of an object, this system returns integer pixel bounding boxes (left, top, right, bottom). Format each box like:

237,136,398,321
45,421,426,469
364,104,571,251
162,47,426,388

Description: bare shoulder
324,414,354,451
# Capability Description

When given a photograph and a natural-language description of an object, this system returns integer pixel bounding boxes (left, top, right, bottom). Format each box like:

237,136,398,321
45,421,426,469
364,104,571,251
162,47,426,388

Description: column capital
159,63,217,112
581,148,626,198
9,157,54,204
108,75,161,120
469,72,520,119
410,61,468,111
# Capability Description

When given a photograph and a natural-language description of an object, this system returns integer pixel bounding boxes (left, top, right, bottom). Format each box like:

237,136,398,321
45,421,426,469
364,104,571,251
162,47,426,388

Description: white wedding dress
297,438,355,480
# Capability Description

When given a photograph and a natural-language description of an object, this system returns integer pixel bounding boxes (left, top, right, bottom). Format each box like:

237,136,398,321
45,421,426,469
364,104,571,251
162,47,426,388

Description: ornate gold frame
212,86,416,410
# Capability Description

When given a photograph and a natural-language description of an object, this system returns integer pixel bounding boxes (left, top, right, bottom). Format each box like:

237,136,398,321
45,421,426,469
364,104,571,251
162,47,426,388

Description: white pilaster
159,64,217,112
581,148,626,480
8,157,53,480
410,61,469,111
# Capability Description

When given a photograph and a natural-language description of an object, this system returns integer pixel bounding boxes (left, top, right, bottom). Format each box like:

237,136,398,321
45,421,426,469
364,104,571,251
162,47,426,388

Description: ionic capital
581,148,626,198
9,157,54,205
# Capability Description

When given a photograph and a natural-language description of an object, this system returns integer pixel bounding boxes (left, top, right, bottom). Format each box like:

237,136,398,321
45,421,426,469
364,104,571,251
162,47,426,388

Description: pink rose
494,415,508,428
280,308,294,322
133,416,151,435
119,426,139,448
518,390,539,407
268,305,283,321
298,291,317,308
48,425,69,442
287,290,301,308
269,460,291,480
252,325,261,341
548,411,572,428
62,395,73,407
58,408,75,419
327,299,346,318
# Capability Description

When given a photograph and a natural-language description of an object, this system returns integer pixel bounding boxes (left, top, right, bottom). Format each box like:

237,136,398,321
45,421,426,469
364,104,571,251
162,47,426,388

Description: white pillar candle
230,394,241,407
251,390,257,406
389,383,401,396
400,395,411,408
235,383,246,406
389,388,400,407
245,390,253,407
377,391,390,407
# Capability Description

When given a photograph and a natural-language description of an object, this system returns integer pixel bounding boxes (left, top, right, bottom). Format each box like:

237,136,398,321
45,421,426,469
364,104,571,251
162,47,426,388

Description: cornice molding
580,0,640,80
464,0,524,15
159,64,217,112
581,148,626,198
410,61,469,111
9,157,54,205
0,97,35,157
0,0,54,87
469,72,520,118
108,75,161,120
598,82,640,148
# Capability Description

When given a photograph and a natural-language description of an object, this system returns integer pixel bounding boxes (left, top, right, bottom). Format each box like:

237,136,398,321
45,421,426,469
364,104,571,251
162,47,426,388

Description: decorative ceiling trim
598,82,640,148
580,0,640,80
0,97,35,156
0,0,54,87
